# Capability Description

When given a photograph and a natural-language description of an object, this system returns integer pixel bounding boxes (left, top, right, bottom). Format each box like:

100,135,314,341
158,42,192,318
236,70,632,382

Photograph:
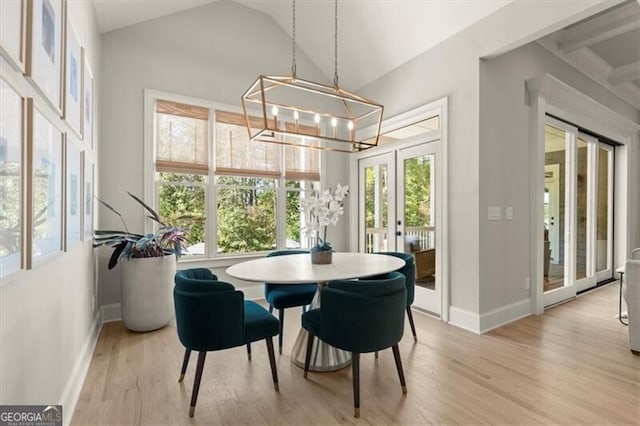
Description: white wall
357,0,620,329
0,0,101,413
98,1,347,308
478,42,640,314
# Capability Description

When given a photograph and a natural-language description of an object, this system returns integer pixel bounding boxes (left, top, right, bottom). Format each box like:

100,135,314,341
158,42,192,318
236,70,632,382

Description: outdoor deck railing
365,226,435,253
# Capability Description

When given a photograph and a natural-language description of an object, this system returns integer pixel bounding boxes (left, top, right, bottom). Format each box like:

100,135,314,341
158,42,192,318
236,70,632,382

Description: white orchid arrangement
300,183,349,252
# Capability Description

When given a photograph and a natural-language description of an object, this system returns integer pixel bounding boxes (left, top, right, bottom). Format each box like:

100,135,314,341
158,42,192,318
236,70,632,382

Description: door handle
395,231,402,236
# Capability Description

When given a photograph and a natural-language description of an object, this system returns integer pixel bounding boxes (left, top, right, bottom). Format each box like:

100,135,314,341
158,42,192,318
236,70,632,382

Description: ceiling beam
608,60,640,85
558,2,640,53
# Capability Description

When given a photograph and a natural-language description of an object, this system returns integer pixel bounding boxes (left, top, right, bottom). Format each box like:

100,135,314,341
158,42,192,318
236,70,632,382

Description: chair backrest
265,250,310,293
174,270,244,351
375,251,415,306
319,271,406,353
175,268,218,292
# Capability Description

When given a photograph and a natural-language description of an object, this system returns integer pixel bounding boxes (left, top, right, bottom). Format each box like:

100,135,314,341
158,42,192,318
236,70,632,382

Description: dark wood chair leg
189,351,207,417
303,332,314,378
392,344,407,395
179,348,191,382
406,306,417,342
278,309,285,354
265,337,279,391
375,351,379,359
246,343,252,361
352,352,360,418
269,304,274,314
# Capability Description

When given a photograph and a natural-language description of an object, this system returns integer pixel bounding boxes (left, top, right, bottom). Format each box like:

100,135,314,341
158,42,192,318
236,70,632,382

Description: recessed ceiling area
538,0,640,110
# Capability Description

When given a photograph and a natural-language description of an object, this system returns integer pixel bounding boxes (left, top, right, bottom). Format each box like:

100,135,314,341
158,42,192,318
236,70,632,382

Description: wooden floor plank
72,283,640,424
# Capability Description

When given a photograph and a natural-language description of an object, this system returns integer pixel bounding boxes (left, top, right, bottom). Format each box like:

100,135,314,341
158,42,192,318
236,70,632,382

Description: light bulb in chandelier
271,106,279,129
293,110,300,131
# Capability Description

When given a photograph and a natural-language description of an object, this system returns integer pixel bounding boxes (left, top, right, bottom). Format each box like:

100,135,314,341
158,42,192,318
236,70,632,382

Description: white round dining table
226,252,405,372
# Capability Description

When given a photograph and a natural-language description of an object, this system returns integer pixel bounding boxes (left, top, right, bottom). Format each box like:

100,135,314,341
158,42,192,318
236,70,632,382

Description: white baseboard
59,311,102,426
479,298,531,333
101,303,122,323
449,306,481,334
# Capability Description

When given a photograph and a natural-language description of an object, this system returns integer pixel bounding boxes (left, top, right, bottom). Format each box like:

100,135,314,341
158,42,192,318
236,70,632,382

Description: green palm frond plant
93,192,189,269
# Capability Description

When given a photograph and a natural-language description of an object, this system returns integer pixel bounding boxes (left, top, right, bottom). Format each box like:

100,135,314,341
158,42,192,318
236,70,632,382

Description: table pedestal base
290,281,352,372
291,329,351,372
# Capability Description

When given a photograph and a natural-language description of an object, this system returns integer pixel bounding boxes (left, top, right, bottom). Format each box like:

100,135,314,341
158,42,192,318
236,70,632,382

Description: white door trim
526,73,640,315
349,96,449,321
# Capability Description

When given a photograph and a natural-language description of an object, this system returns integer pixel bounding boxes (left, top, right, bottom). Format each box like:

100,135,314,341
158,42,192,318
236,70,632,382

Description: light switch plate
506,207,513,220
488,206,501,220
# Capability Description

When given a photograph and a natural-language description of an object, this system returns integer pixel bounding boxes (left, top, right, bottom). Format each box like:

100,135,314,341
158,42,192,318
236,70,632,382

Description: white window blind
155,99,209,175
285,144,320,181
215,110,281,178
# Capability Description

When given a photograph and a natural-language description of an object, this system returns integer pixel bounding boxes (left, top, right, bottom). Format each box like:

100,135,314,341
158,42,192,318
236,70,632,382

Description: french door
542,117,614,307
358,141,442,316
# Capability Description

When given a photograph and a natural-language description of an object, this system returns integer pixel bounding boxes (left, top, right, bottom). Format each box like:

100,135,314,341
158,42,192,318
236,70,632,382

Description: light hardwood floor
72,283,640,424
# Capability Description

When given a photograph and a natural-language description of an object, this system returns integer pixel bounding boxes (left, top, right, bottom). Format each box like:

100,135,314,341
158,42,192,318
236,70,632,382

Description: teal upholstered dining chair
301,272,407,418
174,268,280,417
374,252,417,340
264,250,317,354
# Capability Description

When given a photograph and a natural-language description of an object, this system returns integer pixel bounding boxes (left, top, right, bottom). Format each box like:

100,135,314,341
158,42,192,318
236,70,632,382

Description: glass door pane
398,143,440,316
576,138,589,281
403,155,435,288
544,124,567,294
575,133,599,293
359,152,395,253
596,145,613,280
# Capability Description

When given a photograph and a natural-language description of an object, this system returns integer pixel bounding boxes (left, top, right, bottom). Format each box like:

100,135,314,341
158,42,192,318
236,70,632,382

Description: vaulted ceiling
92,0,511,89
538,0,640,110
92,0,640,108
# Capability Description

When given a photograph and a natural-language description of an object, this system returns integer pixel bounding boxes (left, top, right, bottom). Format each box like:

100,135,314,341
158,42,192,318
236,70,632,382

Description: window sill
177,252,267,270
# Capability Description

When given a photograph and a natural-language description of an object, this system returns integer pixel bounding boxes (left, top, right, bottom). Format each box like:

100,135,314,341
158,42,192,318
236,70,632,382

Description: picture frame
82,54,93,149
0,0,26,72
0,76,24,278
65,136,82,249
63,20,82,137
83,156,94,239
25,0,64,113
28,100,64,267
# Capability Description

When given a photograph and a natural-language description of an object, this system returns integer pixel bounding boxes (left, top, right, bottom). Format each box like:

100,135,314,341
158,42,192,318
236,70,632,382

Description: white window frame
143,89,322,263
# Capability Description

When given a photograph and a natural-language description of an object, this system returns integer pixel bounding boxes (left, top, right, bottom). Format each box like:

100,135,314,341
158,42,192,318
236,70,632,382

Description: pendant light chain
333,0,339,88
291,0,297,78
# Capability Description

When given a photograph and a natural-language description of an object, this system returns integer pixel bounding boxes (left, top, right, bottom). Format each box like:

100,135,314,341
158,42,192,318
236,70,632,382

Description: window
148,91,320,258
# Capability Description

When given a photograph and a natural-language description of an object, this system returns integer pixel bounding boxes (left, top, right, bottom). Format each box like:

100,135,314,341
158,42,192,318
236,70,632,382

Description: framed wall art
64,20,82,137
82,55,93,149
26,0,64,113
83,156,93,239
65,137,82,248
0,0,26,71
0,77,24,278
29,101,63,266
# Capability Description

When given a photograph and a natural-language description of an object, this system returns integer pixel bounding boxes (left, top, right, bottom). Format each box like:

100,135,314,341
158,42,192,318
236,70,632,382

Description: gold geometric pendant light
241,0,383,153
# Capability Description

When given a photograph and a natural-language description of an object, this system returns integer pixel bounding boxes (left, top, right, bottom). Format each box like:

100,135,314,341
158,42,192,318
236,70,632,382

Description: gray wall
0,1,101,405
357,0,624,320
98,1,348,307
478,41,640,313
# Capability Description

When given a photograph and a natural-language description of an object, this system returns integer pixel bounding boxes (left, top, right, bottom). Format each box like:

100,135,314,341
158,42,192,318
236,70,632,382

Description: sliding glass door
543,117,614,306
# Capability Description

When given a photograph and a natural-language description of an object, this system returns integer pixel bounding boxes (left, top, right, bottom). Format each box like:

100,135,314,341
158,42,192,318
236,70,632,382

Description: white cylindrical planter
120,254,176,332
